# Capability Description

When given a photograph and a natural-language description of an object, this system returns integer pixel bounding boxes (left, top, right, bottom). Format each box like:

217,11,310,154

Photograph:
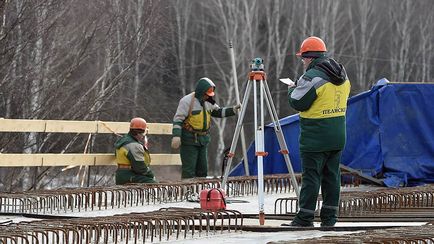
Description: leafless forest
1,0,433,191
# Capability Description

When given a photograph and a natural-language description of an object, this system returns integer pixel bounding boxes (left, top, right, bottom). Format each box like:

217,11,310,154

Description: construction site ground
1,182,432,243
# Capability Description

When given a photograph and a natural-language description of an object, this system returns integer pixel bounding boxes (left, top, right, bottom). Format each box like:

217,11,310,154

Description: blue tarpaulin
229,79,434,186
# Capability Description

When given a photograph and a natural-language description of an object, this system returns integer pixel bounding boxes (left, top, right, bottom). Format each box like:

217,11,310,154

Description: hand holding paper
279,78,295,87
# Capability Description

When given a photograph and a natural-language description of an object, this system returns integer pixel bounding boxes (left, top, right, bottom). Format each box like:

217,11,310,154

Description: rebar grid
274,185,434,216
0,175,288,214
281,222,434,244
0,207,243,243
0,179,220,214
0,172,365,215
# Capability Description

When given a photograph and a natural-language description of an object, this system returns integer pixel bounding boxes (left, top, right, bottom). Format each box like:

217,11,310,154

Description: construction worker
171,77,240,179
284,36,351,227
115,117,157,184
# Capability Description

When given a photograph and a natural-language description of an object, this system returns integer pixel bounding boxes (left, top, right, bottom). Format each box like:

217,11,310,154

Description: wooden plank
97,121,129,134
42,154,98,166
91,153,181,166
147,123,173,135
0,153,181,167
94,154,118,165
0,118,46,132
340,164,384,186
0,119,173,135
45,120,97,133
148,154,181,166
97,121,172,135
0,154,43,166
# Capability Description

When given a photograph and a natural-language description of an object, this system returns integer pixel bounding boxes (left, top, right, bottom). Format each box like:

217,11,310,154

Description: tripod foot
259,211,265,225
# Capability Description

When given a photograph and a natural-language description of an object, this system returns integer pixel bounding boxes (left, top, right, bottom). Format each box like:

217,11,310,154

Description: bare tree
0,0,171,191
417,3,433,82
346,0,382,90
262,0,296,113
202,0,263,174
388,0,417,82
171,0,194,95
2,0,434,190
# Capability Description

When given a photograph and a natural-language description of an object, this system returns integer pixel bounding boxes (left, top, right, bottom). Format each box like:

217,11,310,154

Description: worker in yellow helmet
115,117,157,184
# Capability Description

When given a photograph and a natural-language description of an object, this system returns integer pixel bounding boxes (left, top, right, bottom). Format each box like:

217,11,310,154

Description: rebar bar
0,175,294,214
0,172,389,214
0,207,242,243
276,223,434,244
274,185,434,216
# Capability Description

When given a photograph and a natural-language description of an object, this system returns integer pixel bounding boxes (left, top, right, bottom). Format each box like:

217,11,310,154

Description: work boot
320,222,335,227
281,221,314,227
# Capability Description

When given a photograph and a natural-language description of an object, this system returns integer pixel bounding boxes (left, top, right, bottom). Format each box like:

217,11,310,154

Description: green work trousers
115,169,156,185
180,144,208,179
294,150,341,226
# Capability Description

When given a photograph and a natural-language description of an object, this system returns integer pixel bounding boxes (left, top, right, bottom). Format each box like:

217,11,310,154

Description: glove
171,137,181,149
233,104,242,114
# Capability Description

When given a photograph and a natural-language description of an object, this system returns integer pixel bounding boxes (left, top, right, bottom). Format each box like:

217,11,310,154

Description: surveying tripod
221,58,300,225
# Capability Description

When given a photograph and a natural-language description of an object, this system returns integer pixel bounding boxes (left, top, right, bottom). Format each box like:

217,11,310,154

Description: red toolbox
200,188,227,211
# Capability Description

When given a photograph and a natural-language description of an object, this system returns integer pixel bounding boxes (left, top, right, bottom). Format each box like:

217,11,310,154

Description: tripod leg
263,81,300,198
256,79,266,225
221,80,252,188
239,123,250,176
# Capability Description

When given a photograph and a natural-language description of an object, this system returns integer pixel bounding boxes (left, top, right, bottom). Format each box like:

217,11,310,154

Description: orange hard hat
296,36,327,57
206,86,215,97
130,117,147,130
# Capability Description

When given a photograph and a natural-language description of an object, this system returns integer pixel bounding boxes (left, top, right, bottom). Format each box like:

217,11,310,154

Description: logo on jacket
321,90,346,115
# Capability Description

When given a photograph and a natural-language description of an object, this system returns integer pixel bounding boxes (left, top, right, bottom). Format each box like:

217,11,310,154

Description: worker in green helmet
171,77,240,179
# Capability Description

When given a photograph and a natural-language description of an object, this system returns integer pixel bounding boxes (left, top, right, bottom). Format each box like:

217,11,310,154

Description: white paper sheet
279,78,295,86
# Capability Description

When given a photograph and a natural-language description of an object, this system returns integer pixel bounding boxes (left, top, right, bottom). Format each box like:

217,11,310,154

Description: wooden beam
0,118,46,132
340,164,384,186
0,118,173,135
45,120,97,133
0,153,181,167
146,123,173,135
97,121,129,134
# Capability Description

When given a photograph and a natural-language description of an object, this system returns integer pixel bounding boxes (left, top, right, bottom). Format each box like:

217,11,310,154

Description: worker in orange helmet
171,77,240,179
114,117,157,184
283,36,351,227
